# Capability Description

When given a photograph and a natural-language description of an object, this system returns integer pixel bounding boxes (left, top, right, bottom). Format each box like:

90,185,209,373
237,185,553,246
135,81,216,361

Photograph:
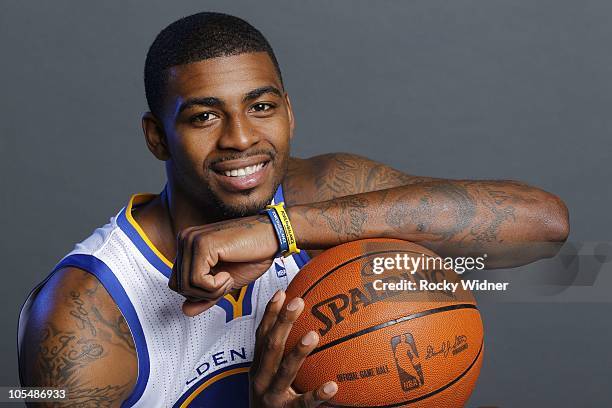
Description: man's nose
217,115,259,151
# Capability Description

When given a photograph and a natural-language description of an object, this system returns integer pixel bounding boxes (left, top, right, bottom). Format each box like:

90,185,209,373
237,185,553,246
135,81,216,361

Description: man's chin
212,190,276,218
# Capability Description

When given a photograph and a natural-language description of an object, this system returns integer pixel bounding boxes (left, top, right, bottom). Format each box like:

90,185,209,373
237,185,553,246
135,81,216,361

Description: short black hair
144,12,283,118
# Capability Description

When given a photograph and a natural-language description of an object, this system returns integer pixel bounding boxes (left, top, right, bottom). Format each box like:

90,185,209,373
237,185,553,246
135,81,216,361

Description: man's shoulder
284,153,366,204
285,153,419,204
19,265,138,398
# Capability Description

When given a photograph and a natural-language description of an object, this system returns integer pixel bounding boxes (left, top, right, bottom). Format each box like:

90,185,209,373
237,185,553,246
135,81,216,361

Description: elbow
536,191,570,244
549,195,570,243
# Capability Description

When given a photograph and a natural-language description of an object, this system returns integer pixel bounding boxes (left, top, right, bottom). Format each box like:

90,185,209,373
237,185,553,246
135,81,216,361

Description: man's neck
131,185,219,264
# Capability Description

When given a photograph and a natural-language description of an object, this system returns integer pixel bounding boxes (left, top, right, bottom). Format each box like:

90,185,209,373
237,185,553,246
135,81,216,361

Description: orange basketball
284,239,484,407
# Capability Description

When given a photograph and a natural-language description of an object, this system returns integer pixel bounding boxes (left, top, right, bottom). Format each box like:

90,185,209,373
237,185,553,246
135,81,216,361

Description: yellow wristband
265,202,300,257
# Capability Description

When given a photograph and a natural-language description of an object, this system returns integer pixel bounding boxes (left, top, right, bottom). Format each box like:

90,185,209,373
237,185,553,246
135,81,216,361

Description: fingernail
323,381,338,395
286,297,302,311
301,331,318,346
270,290,283,302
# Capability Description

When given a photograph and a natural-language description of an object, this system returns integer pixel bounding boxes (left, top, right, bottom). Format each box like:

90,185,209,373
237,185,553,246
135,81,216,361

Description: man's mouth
210,155,272,191
221,162,267,177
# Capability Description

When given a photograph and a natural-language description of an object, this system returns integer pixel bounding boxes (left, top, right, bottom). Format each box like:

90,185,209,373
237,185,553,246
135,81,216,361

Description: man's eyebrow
178,97,223,113
242,86,283,102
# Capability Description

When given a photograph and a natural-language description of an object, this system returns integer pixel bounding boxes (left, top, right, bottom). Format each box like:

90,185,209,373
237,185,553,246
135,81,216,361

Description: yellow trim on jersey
179,366,250,407
126,194,251,313
225,285,248,319
126,193,174,269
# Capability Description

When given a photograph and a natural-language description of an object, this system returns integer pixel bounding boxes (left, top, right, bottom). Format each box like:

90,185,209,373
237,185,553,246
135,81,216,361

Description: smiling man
17,12,569,408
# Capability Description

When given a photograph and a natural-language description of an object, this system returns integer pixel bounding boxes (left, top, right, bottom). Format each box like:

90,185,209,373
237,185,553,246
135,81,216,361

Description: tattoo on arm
308,154,433,201
385,181,535,251
386,183,477,242
30,273,136,407
295,196,370,246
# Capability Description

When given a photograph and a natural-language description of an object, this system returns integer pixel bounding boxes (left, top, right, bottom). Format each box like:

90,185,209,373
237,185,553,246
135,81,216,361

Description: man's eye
251,103,274,112
191,112,218,124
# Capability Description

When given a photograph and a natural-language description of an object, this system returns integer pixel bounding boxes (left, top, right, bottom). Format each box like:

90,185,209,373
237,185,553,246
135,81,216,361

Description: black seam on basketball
301,249,429,298
319,340,484,408
310,304,478,356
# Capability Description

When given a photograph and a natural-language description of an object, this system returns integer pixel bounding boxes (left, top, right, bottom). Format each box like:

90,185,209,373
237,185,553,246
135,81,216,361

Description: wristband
260,207,289,256
264,202,300,257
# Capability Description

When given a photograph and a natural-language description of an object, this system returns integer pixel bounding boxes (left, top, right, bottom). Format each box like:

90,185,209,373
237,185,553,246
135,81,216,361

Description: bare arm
285,153,569,268
20,267,137,407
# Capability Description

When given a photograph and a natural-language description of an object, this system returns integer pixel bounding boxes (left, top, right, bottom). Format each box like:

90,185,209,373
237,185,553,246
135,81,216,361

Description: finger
190,274,234,301
256,290,286,341
192,270,232,293
294,381,338,408
185,235,231,300
252,290,285,373
269,330,319,393
178,229,195,294
253,297,304,390
168,233,185,292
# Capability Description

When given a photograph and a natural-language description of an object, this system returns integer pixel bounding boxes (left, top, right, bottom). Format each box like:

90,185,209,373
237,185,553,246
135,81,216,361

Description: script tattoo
61,384,130,408
30,272,135,406
37,323,104,386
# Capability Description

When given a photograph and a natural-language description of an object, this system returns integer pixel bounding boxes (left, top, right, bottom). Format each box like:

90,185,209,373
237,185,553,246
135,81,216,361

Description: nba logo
274,260,286,278
390,332,425,392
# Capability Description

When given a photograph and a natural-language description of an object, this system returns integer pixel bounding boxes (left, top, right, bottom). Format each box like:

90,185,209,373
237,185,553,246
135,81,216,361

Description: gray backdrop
2,0,611,406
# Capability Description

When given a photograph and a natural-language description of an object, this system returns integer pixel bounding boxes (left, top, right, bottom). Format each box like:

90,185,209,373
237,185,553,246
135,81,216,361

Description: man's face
158,52,293,217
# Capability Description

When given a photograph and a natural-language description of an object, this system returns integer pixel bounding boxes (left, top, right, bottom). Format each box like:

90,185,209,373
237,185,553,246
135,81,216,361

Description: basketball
283,238,484,407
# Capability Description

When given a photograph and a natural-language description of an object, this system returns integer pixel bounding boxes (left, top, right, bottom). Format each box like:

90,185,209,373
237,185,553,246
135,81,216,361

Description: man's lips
210,155,272,191
211,154,271,173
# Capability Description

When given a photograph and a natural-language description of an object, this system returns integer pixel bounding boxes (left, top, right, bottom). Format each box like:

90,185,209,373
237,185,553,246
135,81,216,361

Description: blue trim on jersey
292,250,311,268
53,254,150,408
216,297,235,323
114,184,299,325
116,207,172,278
273,183,284,204
242,282,255,316
172,362,251,408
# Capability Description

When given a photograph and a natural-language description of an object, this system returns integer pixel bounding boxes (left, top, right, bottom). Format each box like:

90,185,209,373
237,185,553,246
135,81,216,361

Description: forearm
288,180,569,268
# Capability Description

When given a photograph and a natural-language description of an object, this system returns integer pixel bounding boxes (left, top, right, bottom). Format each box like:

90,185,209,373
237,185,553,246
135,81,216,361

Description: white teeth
222,162,265,177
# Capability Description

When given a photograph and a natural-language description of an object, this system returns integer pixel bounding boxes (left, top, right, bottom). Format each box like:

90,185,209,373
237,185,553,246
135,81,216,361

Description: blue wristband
260,207,289,256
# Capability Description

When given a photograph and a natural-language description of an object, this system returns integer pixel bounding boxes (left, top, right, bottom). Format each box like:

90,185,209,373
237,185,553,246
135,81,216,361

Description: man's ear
284,93,295,139
142,112,170,161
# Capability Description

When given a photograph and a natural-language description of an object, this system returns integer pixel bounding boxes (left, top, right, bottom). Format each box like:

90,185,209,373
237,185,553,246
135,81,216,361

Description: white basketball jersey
18,185,310,407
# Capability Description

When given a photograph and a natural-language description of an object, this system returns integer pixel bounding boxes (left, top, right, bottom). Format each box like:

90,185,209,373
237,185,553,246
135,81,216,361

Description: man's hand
250,290,339,407
168,214,279,316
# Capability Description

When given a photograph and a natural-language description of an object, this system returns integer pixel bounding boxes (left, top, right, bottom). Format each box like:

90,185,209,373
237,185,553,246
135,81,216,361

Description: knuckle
277,359,292,377
277,311,295,325
264,336,282,352
192,235,206,252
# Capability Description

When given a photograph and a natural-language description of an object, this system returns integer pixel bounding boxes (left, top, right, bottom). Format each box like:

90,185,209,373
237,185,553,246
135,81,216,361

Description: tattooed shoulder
285,153,436,204
20,267,137,407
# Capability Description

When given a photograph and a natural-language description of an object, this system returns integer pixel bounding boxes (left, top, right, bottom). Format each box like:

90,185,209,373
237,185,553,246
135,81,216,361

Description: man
18,12,568,408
